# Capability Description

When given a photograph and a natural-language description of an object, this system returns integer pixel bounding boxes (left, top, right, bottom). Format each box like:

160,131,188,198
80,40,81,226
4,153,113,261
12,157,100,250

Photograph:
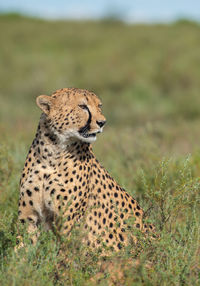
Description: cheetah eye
98,104,102,108
79,104,88,110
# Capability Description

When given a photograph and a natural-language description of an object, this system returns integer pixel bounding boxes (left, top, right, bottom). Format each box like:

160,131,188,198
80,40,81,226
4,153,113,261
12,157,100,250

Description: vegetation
0,14,199,285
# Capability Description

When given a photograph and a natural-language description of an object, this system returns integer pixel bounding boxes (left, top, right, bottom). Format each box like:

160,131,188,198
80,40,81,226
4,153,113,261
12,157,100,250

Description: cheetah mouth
78,129,102,142
81,132,97,138
80,130,102,138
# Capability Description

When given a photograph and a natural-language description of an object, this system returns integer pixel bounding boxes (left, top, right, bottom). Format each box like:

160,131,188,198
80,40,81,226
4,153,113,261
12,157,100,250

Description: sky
0,0,200,23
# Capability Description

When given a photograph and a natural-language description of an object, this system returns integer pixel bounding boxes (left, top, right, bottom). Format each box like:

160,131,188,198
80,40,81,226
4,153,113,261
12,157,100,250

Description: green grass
0,14,200,285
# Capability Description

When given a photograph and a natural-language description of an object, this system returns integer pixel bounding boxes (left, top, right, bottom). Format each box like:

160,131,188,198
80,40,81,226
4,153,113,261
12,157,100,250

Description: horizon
0,0,200,23
1,11,199,25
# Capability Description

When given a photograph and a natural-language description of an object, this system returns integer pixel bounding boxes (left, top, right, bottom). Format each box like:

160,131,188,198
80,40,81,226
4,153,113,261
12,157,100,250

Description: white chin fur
74,131,97,143
54,129,97,146
81,136,97,143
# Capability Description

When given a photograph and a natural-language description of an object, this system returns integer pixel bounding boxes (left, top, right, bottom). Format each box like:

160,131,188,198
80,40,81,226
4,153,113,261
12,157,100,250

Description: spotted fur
18,88,155,251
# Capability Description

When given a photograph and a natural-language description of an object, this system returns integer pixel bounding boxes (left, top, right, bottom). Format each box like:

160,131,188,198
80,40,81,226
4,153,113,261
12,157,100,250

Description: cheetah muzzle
18,87,156,253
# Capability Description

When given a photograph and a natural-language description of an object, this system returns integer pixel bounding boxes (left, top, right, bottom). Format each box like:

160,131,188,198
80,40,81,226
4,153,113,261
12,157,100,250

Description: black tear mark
78,106,92,134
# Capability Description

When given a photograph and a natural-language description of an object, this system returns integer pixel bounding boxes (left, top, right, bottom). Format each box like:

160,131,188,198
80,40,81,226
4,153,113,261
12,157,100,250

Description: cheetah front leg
17,212,40,248
16,186,43,248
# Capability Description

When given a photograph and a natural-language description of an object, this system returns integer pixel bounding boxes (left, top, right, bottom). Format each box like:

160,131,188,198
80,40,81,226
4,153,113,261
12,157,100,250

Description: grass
0,14,200,285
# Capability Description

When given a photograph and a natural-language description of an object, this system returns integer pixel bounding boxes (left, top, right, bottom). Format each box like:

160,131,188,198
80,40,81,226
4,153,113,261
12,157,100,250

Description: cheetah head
36,88,106,144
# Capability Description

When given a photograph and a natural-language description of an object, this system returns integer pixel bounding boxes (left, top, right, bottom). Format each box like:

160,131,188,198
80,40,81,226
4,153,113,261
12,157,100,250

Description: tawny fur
18,88,155,251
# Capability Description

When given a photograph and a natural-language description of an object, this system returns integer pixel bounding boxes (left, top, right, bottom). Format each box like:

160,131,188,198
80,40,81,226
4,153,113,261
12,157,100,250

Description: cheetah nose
96,120,106,128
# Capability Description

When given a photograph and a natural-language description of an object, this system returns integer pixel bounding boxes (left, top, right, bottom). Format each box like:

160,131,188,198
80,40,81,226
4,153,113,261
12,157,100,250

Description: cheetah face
36,88,106,144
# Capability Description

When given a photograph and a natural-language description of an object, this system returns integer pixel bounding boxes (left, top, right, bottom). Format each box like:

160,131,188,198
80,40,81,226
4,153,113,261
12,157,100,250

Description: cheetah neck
31,116,95,169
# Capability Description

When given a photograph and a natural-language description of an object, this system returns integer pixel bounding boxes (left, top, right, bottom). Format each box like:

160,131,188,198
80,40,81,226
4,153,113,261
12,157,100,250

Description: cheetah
18,88,155,252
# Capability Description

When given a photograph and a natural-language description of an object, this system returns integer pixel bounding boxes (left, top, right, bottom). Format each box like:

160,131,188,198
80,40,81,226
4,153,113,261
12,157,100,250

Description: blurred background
1,3,200,284
1,0,200,174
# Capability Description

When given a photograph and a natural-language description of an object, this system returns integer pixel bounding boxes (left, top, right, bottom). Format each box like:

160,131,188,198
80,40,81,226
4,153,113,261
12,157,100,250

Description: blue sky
0,0,200,22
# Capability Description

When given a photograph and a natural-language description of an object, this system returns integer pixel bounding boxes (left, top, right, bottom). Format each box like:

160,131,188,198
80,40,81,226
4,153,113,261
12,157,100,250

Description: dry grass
0,14,200,285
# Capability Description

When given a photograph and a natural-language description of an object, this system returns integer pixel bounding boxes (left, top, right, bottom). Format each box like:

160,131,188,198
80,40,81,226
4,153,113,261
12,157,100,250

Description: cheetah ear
36,95,52,114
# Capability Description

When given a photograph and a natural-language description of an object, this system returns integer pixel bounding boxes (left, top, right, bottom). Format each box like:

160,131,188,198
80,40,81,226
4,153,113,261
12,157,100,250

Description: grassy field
0,14,200,285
